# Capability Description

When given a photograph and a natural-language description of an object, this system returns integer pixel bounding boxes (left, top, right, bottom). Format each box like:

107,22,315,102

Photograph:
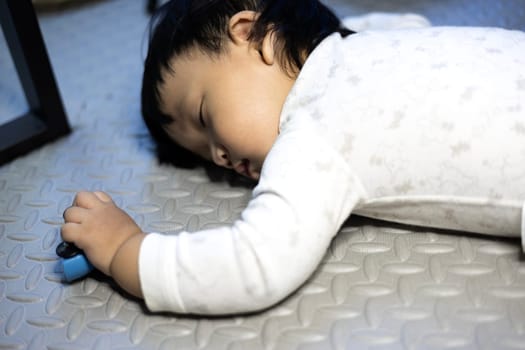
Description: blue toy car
56,241,94,282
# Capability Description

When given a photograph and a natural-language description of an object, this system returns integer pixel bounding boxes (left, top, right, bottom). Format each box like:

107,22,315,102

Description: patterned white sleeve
139,129,367,314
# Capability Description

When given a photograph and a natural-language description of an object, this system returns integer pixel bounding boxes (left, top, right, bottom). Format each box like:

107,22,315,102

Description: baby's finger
63,206,86,224
60,222,81,244
73,191,102,209
93,191,112,203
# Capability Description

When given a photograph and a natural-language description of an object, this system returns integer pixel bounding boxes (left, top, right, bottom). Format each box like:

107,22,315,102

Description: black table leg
0,0,70,165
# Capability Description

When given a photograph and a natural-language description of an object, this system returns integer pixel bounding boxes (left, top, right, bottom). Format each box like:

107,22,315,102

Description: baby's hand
61,191,143,277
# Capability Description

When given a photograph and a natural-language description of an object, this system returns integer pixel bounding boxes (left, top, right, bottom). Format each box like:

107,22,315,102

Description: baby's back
281,27,525,236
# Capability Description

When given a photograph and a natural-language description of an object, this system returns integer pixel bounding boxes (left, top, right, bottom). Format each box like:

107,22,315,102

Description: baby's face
159,45,295,180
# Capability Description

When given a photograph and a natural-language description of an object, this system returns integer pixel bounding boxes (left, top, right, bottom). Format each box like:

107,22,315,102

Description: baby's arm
61,191,145,298
61,132,365,314
140,131,366,314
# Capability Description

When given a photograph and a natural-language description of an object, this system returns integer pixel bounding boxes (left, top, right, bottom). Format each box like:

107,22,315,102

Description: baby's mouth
235,159,257,180
235,159,250,177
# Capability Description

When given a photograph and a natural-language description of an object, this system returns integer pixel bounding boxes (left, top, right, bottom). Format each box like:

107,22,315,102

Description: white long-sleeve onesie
140,26,525,315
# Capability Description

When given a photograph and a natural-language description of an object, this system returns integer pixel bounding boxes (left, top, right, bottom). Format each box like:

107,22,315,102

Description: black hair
141,0,354,168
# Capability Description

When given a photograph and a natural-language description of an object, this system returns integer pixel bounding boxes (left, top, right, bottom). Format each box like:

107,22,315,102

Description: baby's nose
213,145,233,169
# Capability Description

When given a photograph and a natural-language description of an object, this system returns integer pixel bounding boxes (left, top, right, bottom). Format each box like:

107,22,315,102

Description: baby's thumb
93,191,112,203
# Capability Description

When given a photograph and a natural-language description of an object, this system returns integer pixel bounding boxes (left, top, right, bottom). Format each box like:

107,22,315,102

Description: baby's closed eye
199,99,206,128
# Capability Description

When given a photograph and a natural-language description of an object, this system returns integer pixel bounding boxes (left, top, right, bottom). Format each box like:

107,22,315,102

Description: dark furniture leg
0,0,70,165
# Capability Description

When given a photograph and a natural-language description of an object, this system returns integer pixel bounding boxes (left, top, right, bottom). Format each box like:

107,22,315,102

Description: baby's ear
229,10,275,66
228,10,258,44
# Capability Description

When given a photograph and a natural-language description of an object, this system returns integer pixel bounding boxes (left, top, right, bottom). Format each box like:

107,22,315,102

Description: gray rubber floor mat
0,1,524,349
